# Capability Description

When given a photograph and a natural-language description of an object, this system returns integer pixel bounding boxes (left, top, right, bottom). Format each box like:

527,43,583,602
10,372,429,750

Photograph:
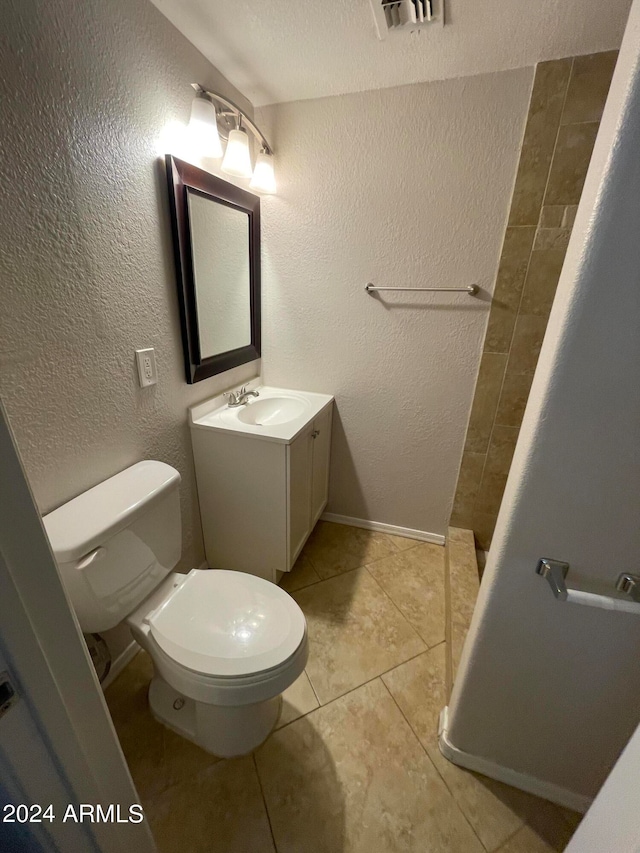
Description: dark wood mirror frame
165,154,261,383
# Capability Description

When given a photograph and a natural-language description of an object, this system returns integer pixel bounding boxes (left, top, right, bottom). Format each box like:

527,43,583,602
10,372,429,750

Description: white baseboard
320,512,445,546
101,640,139,691
438,707,592,813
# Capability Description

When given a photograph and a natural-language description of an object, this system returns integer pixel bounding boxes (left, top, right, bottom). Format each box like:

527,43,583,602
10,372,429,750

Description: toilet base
148,675,282,758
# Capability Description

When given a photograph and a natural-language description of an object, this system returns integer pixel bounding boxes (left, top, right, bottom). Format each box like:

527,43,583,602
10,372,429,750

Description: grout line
283,645,436,728
289,541,410,594
378,675,489,851
389,536,424,555
305,669,322,707
252,752,279,853
275,643,444,736
558,118,601,128
290,542,420,595
289,537,447,713
284,574,325,594
539,57,575,227
361,563,439,649
493,825,523,851
273,645,488,847
293,564,362,595
501,61,573,361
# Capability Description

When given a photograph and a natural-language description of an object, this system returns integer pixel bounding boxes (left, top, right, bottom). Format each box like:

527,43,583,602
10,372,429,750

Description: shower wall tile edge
450,50,618,549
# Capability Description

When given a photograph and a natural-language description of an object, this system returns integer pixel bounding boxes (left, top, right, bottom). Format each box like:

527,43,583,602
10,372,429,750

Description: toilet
43,460,308,757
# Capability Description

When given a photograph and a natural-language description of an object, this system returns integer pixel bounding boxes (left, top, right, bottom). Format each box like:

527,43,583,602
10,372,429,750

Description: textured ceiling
149,0,632,105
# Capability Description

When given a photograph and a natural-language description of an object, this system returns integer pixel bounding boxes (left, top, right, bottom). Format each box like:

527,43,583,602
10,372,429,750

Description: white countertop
189,382,334,444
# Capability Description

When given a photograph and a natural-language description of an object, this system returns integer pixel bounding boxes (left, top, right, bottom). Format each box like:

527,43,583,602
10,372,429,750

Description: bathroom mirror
165,155,261,382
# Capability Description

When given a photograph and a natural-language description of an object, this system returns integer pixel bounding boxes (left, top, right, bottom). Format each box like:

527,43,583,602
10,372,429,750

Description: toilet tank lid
43,461,181,563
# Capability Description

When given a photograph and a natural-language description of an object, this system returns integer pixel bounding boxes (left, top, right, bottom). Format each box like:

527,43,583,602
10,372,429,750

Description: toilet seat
147,569,307,678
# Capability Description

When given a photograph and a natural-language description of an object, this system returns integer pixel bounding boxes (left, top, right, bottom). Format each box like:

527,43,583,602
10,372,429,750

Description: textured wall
448,0,640,802
0,0,260,660
451,52,618,549
257,70,533,536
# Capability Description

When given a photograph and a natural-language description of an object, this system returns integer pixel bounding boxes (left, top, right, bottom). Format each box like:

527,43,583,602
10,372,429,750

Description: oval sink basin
236,397,307,426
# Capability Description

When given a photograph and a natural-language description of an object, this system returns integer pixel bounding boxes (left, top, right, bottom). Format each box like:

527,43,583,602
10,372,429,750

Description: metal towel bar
536,558,640,614
365,282,478,295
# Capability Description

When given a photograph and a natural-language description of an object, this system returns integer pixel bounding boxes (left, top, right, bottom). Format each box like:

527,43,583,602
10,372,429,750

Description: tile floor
105,521,581,853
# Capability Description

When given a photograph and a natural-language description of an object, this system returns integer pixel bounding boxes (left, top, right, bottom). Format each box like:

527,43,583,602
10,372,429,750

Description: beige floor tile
447,529,479,614
105,651,168,800
300,520,400,579
277,670,319,728
119,719,167,803
451,622,470,686
279,553,321,592
387,533,423,551
255,679,483,853
105,651,219,801
498,826,555,853
145,755,275,853
162,728,221,788
556,807,583,834
496,802,577,853
447,528,481,680
381,645,448,750
383,646,552,852
105,648,154,719
293,569,426,704
366,543,445,647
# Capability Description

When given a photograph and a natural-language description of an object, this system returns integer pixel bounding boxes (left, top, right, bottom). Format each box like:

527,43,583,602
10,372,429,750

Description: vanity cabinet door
287,425,313,565
310,406,332,526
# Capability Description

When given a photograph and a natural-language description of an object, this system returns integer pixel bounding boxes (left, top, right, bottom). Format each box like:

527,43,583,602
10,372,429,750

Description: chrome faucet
225,385,260,407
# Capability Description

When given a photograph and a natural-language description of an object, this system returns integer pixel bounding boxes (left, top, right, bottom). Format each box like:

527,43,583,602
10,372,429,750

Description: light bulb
187,96,223,159
249,149,276,194
222,127,253,178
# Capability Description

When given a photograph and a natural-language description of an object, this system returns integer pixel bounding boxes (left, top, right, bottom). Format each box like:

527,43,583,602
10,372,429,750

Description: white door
0,643,95,853
565,721,640,852
0,400,156,853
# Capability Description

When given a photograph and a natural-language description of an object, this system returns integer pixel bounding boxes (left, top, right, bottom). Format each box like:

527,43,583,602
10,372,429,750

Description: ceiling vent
369,0,444,40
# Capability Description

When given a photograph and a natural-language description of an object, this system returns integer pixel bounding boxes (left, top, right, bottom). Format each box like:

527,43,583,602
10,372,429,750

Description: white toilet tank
43,461,182,633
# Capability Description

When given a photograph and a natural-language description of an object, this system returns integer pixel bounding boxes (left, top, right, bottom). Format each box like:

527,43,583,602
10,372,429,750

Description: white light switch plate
135,348,157,387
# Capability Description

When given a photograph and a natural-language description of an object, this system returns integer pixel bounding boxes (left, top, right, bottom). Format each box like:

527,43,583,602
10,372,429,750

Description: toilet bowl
128,567,307,756
43,460,307,757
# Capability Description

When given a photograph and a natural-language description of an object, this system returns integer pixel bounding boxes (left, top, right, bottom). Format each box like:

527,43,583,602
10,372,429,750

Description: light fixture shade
249,149,276,194
188,96,223,159
222,128,253,178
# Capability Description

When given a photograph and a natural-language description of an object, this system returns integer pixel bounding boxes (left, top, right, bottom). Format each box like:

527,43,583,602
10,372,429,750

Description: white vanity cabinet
189,387,333,582
288,405,332,561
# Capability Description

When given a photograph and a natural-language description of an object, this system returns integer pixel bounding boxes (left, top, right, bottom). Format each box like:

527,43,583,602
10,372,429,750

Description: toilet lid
148,570,306,677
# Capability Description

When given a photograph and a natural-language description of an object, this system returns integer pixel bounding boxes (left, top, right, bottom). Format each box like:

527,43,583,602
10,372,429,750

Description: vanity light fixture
188,94,223,159
222,121,253,179
189,84,277,193
250,148,276,194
